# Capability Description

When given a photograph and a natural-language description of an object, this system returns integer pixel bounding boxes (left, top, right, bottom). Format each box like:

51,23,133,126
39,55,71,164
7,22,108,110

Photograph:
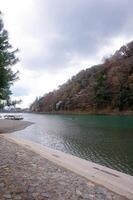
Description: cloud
2,0,133,72
17,0,133,71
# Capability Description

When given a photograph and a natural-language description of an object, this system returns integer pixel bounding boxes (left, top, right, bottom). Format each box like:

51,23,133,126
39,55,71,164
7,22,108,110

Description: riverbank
32,109,133,116
0,119,34,133
0,135,129,200
0,118,133,199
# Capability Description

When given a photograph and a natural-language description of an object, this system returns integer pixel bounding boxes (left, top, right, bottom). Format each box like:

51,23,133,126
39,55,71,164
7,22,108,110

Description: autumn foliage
30,41,133,113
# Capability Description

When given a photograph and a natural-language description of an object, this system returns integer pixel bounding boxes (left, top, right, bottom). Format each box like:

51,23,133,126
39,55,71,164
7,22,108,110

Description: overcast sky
0,0,133,107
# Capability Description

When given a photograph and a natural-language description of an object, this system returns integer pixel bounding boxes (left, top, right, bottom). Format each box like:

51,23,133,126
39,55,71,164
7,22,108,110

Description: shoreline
2,134,133,200
31,110,133,116
0,119,34,133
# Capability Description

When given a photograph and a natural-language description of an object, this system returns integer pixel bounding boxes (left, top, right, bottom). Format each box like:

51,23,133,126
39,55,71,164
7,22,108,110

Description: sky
0,0,133,108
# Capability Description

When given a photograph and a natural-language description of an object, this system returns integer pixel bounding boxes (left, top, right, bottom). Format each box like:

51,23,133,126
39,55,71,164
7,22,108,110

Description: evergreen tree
116,75,133,111
0,11,19,102
93,71,111,108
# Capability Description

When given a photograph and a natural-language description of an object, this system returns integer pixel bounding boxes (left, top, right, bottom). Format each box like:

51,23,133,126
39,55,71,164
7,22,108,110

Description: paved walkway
0,137,127,200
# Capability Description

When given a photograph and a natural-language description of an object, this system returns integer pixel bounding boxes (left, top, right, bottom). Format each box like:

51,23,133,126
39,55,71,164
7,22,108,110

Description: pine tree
0,11,19,103
93,71,111,108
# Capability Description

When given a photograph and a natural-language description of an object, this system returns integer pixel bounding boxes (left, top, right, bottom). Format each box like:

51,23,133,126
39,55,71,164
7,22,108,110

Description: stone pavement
0,137,127,200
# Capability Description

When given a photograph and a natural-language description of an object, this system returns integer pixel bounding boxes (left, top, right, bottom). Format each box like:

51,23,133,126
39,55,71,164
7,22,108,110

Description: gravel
0,137,127,200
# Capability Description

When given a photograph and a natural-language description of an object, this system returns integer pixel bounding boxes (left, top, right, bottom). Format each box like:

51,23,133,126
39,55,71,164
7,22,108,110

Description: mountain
30,41,133,114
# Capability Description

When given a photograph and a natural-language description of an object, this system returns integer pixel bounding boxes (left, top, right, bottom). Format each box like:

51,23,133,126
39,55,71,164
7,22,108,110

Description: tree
0,11,19,103
93,71,111,108
116,75,133,111
6,99,22,108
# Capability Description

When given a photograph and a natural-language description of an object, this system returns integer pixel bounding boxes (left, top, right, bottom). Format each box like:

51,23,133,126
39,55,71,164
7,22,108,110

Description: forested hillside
30,41,133,114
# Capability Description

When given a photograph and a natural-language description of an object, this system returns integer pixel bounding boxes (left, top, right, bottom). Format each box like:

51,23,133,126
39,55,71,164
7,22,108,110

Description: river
11,113,133,175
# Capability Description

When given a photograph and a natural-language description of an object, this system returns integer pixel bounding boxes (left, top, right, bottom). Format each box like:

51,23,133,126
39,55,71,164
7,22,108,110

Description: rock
0,182,5,187
3,194,12,198
76,189,83,198
14,195,22,200
95,186,107,194
41,192,49,198
87,182,95,187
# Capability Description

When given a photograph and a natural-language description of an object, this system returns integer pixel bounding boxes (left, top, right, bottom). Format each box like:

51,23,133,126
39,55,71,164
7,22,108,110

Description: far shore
31,110,133,116
0,119,34,133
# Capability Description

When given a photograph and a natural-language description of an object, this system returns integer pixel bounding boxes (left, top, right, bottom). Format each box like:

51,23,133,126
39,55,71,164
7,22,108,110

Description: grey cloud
20,0,133,71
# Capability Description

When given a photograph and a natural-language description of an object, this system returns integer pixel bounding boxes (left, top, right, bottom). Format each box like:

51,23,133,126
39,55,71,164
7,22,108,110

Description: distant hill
30,41,133,114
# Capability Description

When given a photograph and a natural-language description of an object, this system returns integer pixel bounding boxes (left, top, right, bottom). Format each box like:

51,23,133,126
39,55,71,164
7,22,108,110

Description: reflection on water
11,113,133,175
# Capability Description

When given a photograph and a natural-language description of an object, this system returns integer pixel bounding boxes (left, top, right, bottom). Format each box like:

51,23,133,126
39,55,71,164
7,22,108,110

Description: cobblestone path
0,137,127,200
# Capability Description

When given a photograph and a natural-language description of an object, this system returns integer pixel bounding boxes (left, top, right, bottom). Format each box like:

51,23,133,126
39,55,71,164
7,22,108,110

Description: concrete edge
2,134,133,200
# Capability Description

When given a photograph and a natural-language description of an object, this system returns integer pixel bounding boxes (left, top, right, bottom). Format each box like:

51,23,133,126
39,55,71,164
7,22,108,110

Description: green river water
11,113,133,175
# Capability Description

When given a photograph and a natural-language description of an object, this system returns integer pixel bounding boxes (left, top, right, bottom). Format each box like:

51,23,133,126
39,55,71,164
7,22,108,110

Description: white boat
4,115,23,120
